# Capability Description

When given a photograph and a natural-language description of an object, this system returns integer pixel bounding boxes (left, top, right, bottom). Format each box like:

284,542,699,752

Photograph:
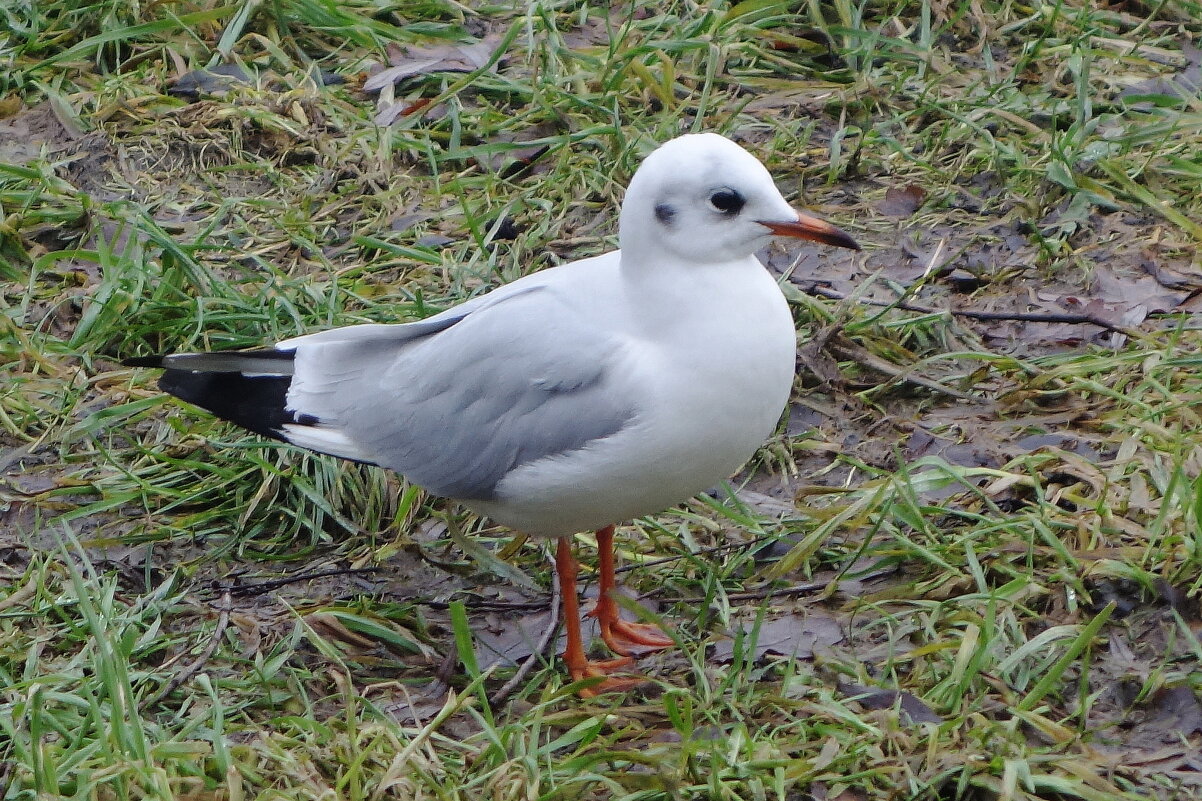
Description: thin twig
488,553,562,707
219,567,382,597
419,596,549,611
142,592,232,709
826,337,982,402
669,566,898,605
803,283,1138,336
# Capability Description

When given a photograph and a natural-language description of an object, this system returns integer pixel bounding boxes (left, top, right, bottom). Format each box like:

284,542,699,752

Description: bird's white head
618,133,858,267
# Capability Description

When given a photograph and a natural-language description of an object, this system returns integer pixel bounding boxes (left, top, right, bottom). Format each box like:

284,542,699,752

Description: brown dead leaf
797,324,845,386
1120,40,1202,108
905,427,1004,470
4,471,58,495
473,121,560,177
1149,685,1202,737
560,8,651,51
1090,263,1188,313
1154,579,1201,620
877,184,926,217
1094,686,1202,777
0,104,76,165
837,681,943,724
168,65,252,99
733,489,797,518
380,690,450,724
373,95,437,127
1140,257,1202,291
711,609,844,662
230,612,263,658
474,609,555,666
364,35,506,93
742,87,838,114
808,782,870,801
304,612,377,650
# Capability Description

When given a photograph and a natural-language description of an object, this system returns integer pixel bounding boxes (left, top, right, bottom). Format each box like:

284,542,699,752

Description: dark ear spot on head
654,202,676,226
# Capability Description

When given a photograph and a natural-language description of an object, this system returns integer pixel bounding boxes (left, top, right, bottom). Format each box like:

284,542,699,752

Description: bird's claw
597,618,674,657
566,656,653,697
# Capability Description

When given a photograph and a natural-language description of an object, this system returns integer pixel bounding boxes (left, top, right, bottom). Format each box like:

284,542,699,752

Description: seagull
126,133,859,694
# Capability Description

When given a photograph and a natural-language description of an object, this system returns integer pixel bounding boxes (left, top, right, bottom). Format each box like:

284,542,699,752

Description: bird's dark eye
709,189,745,215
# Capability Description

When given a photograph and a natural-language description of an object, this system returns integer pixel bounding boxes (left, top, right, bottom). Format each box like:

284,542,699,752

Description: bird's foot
596,617,675,657
565,655,651,697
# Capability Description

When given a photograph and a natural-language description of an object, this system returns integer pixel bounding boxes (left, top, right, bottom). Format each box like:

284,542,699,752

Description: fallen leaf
364,34,506,93
797,325,845,386
1120,40,1202,109
0,103,76,165
1090,263,1188,313
711,609,843,662
837,681,942,724
1154,579,1200,619
5,471,58,495
733,488,797,518
560,9,651,51
373,96,436,127
1150,685,1202,737
304,610,427,656
808,782,870,801
474,609,555,666
168,64,252,100
473,122,560,176
304,611,377,650
877,184,926,217
1139,257,1202,291
904,427,1004,471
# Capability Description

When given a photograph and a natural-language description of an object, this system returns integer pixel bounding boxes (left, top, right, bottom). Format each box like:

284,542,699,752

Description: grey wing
274,287,518,348
282,287,637,500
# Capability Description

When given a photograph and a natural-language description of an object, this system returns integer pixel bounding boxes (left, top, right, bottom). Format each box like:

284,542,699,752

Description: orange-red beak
759,212,860,250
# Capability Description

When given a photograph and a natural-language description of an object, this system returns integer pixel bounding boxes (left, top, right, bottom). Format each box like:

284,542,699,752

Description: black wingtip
157,369,299,441
124,355,166,368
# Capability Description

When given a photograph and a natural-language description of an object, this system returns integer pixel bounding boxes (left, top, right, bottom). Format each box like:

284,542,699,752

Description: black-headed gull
127,133,859,694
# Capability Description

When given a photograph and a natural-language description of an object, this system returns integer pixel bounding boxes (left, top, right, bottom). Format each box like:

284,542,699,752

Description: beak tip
760,214,860,251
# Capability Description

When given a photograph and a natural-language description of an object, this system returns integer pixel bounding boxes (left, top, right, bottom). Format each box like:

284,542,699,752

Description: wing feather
285,286,636,500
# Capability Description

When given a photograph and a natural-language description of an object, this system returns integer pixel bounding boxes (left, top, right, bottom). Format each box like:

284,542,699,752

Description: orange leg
589,525,675,656
556,537,637,696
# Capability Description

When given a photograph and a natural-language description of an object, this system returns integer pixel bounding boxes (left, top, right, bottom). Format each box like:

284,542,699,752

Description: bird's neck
617,246,762,283
616,249,778,333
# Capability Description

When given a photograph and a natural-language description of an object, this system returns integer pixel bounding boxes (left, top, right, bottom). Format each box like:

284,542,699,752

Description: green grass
3,1,1202,799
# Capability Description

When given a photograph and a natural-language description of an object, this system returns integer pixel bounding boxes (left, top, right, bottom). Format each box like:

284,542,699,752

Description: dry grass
3,1,1202,799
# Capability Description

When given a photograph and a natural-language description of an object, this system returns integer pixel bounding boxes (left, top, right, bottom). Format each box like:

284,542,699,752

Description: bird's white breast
470,253,796,537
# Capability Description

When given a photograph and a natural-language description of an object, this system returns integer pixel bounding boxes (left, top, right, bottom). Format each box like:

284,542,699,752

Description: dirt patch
0,104,82,165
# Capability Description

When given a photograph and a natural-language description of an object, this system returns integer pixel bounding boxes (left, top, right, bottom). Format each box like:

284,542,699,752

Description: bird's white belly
470,276,796,537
